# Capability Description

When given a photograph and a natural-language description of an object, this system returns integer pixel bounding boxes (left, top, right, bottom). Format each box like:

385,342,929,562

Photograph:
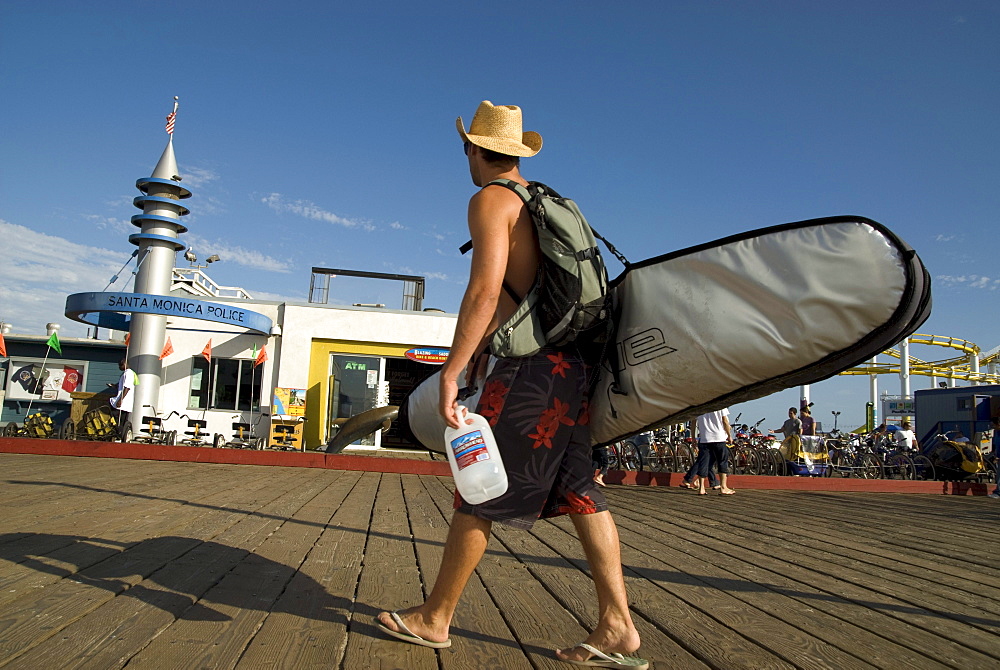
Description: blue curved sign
65,292,273,334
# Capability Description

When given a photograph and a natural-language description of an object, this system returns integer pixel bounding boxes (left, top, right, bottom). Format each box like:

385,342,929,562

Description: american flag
165,111,176,135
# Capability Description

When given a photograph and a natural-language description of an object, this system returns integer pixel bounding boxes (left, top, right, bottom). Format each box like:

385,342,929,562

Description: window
188,357,262,411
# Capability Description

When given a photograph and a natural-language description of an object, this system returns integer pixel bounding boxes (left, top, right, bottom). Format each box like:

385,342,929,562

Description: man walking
375,101,646,668
110,358,136,441
694,408,735,495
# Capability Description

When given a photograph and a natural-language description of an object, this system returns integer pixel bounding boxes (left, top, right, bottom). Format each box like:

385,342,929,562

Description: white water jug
444,406,508,504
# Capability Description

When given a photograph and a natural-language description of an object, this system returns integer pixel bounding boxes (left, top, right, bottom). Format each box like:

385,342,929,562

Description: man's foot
375,608,450,647
594,475,606,487
556,628,645,667
988,492,1000,499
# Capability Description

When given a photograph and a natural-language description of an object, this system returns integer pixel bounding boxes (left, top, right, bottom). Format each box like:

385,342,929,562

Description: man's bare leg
376,510,491,643
556,510,641,661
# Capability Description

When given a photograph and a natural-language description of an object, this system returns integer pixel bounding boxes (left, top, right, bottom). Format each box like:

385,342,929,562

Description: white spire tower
128,97,191,422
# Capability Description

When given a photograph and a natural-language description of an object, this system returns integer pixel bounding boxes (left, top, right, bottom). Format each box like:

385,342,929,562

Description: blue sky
2,1,997,431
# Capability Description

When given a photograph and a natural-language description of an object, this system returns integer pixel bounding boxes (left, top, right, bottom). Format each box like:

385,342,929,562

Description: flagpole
23,345,53,420
250,346,257,444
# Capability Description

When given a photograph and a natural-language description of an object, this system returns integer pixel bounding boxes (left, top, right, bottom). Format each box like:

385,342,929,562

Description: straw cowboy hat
456,101,542,158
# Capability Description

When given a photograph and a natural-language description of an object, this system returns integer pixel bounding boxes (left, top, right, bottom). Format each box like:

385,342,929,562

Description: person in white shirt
694,408,735,495
110,359,136,439
893,421,919,452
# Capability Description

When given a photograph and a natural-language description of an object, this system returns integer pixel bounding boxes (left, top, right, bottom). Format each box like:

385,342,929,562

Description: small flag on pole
165,96,178,135
254,344,268,367
0,330,6,358
125,332,131,347
46,331,62,354
202,339,212,363
159,337,174,360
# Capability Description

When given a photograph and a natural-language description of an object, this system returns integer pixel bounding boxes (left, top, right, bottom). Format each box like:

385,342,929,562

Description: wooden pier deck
0,452,997,669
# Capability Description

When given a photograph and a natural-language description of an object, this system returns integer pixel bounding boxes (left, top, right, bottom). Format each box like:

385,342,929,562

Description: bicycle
3,413,55,439
214,412,270,450
271,416,307,451
60,405,119,441
128,405,177,446
826,434,882,479
172,413,214,447
643,429,676,472
608,439,643,471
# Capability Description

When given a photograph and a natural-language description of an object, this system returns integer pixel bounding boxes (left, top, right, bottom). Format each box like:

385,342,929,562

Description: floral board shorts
454,347,609,529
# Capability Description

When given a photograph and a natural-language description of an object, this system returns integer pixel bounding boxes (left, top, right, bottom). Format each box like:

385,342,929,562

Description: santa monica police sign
65,292,272,334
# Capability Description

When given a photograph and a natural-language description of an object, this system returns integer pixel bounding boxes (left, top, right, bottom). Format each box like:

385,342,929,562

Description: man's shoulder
471,181,530,206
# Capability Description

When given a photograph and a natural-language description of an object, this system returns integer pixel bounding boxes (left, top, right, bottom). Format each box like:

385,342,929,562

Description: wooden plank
605,498,952,670
492,515,712,670
702,491,1000,624
677,490,1000,639
0,465,312,666
420,476,598,670
343,474,439,670
113,470,341,669
406,475,532,670
29,473,350,670
235,471,380,669
535,512,796,670
0,467,266,609
616,487,1000,667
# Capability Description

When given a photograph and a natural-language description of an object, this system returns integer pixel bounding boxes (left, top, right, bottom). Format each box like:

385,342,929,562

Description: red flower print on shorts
479,379,509,426
547,351,571,378
529,397,576,449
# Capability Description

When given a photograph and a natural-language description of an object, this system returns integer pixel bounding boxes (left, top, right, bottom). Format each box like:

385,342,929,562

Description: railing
172,269,253,300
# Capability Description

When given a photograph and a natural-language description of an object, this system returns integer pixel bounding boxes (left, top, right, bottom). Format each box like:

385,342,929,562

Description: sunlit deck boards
0,453,997,669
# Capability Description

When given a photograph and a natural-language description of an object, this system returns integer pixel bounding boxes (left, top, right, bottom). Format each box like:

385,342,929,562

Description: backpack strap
459,180,534,255
458,180,534,303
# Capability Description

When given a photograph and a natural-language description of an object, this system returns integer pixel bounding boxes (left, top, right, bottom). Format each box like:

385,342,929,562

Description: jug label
450,430,490,471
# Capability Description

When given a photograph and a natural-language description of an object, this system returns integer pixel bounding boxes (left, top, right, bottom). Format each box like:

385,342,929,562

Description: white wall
152,300,455,442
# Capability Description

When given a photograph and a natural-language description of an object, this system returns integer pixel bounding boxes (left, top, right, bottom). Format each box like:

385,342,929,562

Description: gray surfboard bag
402,216,931,453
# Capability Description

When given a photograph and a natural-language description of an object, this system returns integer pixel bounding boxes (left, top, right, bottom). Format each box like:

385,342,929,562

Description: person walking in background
693,408,735,495
110,358,136,441
592,445,610,487
989,416,999,499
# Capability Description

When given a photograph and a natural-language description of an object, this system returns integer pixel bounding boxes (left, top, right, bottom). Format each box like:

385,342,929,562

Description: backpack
460,179,625,358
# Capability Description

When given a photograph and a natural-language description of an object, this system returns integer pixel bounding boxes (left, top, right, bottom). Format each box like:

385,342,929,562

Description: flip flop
720,489,736,495
559,642,649,668
375,611,452,649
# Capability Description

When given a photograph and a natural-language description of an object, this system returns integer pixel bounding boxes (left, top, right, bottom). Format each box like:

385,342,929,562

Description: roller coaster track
839,333,1000,384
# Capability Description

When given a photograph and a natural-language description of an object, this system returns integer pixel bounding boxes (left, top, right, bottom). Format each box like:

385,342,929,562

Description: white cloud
390,222,406,230
86,214,133,235
934,234,955,242
179,166,220,189
0,220,127,336
261,193,375,231
184,233,292,273
936,274,1000,290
